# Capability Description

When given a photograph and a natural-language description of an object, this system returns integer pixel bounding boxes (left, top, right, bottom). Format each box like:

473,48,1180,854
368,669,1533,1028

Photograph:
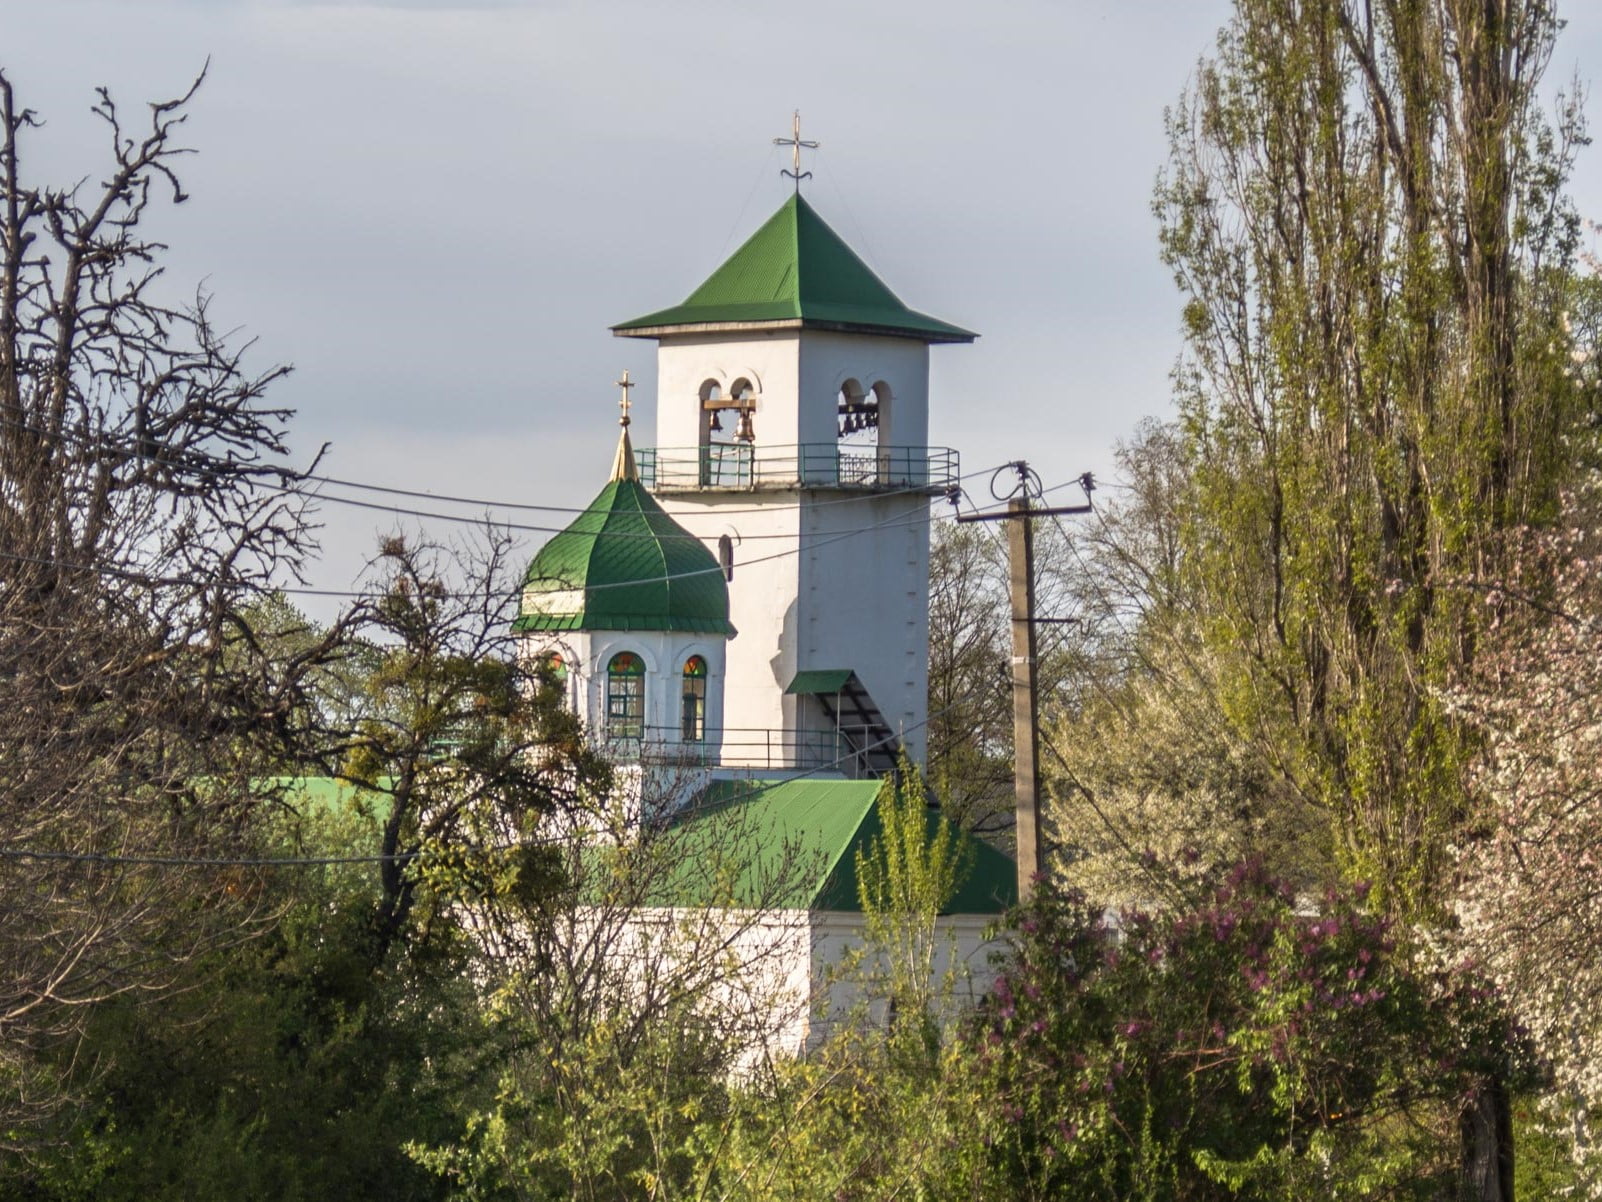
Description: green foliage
704,764,990,1201
3,798,495,1202
854,762,973,1035
974,866,1533,1200
405,770,828,1200
1154,0,1593,916
333,534,605,961
926,523,1014,837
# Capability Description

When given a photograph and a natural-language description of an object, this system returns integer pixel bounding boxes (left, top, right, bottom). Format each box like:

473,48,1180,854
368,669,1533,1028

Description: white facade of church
507,183,1013,1071
642,328,938,767
516,188,978,780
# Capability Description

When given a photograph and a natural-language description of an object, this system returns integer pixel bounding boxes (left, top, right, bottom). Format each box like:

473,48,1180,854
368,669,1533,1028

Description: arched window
539,651,567,682
681,656,708,743
606,651,645,740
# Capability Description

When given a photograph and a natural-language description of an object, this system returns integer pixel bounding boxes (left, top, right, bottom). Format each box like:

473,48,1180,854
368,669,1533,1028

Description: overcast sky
5,0,1601,611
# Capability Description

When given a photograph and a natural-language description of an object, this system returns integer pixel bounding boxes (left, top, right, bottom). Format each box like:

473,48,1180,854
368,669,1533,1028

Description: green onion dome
513,428,733,636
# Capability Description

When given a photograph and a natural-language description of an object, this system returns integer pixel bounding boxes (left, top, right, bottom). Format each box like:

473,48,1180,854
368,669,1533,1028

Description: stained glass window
681,656,707,743
607,651,644,740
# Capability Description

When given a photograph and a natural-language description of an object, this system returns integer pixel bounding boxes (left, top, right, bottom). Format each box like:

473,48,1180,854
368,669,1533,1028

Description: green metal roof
515,476,734,636
272,773,1016,917
785,668,855,695
654,777,1016,915
612,193,977,344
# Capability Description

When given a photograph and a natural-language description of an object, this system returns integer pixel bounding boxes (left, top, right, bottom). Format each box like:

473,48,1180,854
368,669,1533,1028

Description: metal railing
603,725,885,776
636,443,958,494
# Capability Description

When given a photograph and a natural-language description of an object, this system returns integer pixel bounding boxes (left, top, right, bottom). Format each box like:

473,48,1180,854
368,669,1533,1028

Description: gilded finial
617,370,634,428
610,370,639,483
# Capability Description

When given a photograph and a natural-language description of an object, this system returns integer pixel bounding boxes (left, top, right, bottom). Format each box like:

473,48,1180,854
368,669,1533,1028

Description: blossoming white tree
1454,469,1602,1191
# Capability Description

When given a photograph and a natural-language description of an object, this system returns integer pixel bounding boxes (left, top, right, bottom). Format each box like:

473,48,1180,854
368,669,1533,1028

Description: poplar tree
1156,0,1589,917
1156,5,1593,1192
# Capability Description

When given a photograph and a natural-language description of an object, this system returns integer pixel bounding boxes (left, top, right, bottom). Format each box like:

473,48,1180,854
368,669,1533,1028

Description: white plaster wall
519,628,728,759
599,907,1005,1072
655,496,801,766
796,331,930,450
798,492,931,765
648,327,940,771
807,912,1004,1047
602,906,816,1074
654,331,802,454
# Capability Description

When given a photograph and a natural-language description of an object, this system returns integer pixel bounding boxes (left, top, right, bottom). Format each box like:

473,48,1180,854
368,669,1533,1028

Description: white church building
511,186,1015,1056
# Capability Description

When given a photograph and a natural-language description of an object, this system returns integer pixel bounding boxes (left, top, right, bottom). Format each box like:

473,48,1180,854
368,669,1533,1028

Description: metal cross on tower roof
774,110,819,191
616,370,634,427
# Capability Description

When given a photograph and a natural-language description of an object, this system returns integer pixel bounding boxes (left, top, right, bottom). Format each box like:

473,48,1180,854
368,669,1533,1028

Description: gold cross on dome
616,370,634,427
774,110,819,191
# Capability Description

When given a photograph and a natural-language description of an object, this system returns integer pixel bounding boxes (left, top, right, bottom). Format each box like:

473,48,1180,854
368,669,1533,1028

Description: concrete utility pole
957,462,1093,902
1006,494,1042,898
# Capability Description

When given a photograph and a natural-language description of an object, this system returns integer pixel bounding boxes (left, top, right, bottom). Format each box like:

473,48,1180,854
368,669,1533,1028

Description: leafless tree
0,67,319,1137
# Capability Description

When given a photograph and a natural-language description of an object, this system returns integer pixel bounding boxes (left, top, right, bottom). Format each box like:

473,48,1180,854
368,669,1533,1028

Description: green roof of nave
612,193,977,344
653,778,1017,915
265,775,1017,917
515,473,733,636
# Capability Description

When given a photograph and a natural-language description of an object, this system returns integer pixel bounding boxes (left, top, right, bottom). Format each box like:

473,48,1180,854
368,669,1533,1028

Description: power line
0,407,979,524
0,498,950,600
296,470,979,541
0,471,1092,602
0,845,497,868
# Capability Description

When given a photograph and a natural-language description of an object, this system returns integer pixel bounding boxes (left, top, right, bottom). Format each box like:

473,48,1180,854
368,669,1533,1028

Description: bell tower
612,178,974,775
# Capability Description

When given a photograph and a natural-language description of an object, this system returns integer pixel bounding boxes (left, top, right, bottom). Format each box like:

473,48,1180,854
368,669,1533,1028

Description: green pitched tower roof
514,415,734,636
612,193,976,344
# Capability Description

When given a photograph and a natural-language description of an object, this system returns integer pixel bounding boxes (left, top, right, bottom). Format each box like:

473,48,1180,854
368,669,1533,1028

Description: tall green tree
1156,0,1590,918
1155,3,1595,1192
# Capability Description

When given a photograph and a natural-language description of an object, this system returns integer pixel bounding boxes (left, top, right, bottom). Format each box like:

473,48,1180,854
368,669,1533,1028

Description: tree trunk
1459,1075,1514,1202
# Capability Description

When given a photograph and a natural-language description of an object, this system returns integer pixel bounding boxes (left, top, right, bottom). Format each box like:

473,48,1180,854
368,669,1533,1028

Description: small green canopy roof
612,193,976,344
515,446,733,635
786,668,856,695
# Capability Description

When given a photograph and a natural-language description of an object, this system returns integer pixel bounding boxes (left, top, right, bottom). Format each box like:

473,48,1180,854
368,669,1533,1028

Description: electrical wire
0,489,974,602
301,466,954,520
0,470,1093,602
0,406,978,523
294,466,979,541
0,845,508,868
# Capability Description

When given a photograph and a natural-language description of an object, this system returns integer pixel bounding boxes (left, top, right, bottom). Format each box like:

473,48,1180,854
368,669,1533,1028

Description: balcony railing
602,726,887,777
636,443,958,494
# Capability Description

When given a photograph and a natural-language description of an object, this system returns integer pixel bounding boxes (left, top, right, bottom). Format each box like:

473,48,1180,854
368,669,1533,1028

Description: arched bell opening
699,375,758,486
697,379,725,447
836,377,883,485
